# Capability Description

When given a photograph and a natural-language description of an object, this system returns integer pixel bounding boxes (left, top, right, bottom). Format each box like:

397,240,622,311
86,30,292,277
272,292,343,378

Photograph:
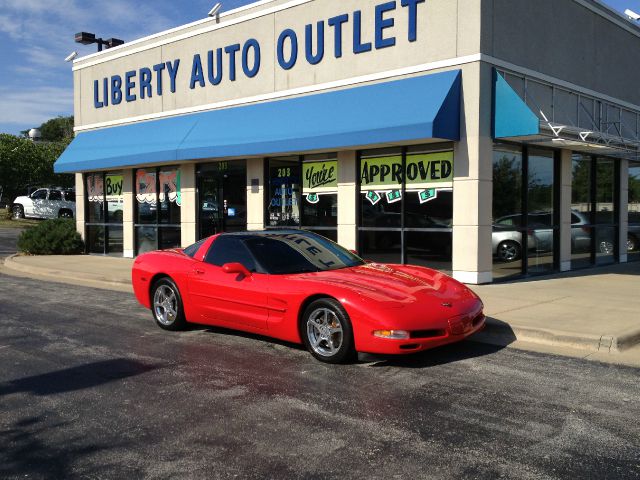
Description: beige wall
74,173,85,240
246,158,265,230
452,62,493,284
180,164,197,247
73,0,483,128
122,170,134,257
337,151,357,251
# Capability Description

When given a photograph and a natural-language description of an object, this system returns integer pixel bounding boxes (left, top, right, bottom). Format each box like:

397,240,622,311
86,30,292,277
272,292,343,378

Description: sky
0,0,638,136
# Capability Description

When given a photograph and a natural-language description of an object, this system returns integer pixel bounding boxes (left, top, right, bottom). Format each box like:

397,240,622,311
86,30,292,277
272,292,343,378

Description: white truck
12,188,76,220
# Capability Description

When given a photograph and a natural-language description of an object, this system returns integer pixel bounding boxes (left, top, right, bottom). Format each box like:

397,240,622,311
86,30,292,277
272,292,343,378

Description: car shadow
0,358,162,397
362,341,506,369
185,323,307,352
184,318,517,369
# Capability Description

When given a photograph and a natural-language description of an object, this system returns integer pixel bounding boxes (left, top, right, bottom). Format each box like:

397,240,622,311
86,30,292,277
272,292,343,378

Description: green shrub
17,218,84,255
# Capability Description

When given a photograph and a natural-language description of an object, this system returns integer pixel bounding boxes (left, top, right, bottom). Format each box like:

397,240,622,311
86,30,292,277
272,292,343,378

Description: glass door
197,161,247,239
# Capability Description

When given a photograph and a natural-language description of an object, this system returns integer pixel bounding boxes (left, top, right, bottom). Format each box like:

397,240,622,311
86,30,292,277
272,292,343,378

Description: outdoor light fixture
208,2,222,21
624,8,640,21
75,31,124,52
64,51,78,62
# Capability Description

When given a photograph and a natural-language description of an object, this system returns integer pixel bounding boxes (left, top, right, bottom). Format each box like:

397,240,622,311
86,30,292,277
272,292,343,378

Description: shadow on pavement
185,319,518,369
0,415,128,479
0,358,161,397
364,318,517,368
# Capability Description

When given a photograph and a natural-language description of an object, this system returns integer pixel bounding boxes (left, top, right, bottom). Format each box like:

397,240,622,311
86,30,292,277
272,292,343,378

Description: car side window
48,190,62,201
31,189,47,200
204,236,257,272
64,191,76,202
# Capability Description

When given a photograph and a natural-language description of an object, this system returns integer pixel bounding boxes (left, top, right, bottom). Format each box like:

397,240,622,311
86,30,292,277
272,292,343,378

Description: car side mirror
222,262,251,278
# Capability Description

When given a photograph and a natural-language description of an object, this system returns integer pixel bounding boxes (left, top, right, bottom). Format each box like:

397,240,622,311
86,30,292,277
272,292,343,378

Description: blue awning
493,69,540,139
55,70,461,173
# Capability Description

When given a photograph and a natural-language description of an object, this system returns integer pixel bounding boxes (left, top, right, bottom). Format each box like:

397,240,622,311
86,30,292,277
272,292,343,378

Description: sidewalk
3,253,640,360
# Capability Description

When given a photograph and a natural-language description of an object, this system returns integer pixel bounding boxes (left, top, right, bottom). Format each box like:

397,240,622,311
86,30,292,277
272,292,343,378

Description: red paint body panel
132,237,485,355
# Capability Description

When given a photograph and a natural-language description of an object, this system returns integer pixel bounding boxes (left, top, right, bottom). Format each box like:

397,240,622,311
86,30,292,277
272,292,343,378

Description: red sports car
132,230,485,363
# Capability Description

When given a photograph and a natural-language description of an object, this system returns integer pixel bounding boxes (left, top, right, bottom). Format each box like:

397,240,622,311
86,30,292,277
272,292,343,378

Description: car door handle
194,268,205,275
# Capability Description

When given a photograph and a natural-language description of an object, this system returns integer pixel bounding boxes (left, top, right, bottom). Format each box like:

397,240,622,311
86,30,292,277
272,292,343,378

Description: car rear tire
151,277,187,331
301,298,355,364
497,240,521,262
12,205,24,220
627,235,638,252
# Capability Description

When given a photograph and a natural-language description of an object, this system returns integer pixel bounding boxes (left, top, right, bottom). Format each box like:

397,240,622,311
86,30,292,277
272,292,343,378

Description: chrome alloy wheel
498,241,520,262
153,284,178,326
306,307,344,357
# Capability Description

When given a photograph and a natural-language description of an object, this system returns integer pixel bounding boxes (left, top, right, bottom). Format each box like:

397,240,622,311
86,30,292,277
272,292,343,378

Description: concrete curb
474,317,640,353
2,254,132,293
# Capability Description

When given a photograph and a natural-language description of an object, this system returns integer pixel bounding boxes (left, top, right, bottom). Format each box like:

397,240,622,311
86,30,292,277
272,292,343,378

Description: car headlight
373,330,410,340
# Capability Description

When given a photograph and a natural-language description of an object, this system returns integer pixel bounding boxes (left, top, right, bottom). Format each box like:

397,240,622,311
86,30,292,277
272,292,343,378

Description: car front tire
301,298,355,364
12,205,24,220
627,235,638,252
58,210,73,219
151,277,187,331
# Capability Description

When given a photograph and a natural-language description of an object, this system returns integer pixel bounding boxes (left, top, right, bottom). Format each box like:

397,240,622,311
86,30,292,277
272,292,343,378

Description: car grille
410,329,447,339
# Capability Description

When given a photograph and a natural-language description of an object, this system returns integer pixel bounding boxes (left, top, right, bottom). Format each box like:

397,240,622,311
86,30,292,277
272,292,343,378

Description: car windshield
243,231,364,275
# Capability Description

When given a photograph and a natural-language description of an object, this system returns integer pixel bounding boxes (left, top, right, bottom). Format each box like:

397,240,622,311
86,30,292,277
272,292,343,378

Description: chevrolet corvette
132,230,485,363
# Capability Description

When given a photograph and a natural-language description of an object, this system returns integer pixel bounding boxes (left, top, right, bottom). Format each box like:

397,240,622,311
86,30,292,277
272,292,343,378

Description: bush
17,218,84,255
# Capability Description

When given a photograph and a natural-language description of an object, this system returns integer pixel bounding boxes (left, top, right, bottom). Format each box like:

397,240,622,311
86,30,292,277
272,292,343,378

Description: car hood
13,196,30,203
297,263,478,309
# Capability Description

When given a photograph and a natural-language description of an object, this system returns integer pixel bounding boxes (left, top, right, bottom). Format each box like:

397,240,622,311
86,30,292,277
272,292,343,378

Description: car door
187,235,269,331
28,189,48,217
46,190,63,218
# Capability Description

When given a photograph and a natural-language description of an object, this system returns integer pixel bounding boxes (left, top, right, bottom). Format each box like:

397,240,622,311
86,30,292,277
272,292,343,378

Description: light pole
75,32,124,52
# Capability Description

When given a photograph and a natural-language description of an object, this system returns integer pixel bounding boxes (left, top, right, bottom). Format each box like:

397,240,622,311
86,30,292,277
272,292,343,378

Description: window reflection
629,161,640,261
267,157,301,227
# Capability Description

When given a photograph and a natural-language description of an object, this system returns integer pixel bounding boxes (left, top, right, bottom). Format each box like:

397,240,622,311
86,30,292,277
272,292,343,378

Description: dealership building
55,0,640,283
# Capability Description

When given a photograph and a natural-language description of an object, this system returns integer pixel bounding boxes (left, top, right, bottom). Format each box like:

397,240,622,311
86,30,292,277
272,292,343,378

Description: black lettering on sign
305,163,336,189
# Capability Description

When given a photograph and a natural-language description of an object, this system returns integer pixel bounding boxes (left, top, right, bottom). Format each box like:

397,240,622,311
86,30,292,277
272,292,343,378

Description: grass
0,208,40,228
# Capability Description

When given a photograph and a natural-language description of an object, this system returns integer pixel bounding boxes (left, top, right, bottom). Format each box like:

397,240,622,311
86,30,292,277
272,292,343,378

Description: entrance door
197,161,247,239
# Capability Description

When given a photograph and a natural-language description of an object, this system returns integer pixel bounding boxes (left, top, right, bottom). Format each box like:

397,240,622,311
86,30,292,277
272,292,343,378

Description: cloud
0,86,73,125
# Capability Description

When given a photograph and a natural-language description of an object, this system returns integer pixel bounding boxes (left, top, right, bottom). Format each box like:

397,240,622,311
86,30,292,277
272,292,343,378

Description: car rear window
48,190,62,201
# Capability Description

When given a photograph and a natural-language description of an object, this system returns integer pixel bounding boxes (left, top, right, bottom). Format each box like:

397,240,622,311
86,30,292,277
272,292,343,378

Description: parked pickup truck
12,187,76,220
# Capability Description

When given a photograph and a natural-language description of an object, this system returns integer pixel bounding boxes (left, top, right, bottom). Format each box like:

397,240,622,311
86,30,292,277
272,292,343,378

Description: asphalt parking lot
1,269,639,479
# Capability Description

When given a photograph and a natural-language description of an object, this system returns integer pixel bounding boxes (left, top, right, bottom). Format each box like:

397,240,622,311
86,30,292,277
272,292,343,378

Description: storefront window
358,145,454,271
628,161,640,261
301,154,338,241
492,145,524,279
85,172,124,255
571,154,592,268
492,145,558,279
266,157,301,227
527,149,556,274
595,158,616,265
135,167,181,254
571,154,619,268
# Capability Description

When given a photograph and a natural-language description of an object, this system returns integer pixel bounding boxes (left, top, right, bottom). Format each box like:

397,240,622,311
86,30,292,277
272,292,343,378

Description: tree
492,154,522,220
38,116,74,142
0,134,74,203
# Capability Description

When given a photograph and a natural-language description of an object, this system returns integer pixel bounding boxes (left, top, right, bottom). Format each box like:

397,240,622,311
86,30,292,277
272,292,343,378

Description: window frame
84,171,124,255
134,166,182,254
